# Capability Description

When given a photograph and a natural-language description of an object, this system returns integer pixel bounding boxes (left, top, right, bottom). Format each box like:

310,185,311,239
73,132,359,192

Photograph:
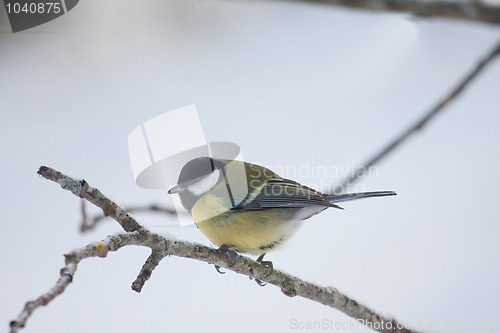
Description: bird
168,157,396,272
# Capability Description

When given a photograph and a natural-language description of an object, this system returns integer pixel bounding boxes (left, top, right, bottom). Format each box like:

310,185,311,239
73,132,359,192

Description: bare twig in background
286,0,500,25
79,200,178,232
9,166,419,333
336,39,500,191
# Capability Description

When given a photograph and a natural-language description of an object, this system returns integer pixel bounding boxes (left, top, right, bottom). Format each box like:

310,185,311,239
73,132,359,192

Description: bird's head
168,157,226,212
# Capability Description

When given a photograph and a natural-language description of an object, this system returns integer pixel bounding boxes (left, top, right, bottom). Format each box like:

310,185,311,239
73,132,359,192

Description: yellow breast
192,194,300,255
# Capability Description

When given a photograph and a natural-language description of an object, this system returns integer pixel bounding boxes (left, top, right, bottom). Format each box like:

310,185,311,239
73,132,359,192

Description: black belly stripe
259,238,284,251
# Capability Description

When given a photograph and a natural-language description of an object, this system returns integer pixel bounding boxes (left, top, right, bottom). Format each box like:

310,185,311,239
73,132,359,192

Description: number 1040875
6,2,62,14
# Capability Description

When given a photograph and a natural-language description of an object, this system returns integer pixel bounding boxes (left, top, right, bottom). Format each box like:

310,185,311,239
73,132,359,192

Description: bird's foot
250,253,273,286
214,245,238,274
256,253,273,269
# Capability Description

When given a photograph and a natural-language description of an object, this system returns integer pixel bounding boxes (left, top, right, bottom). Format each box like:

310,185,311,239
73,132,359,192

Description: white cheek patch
187,169,221,196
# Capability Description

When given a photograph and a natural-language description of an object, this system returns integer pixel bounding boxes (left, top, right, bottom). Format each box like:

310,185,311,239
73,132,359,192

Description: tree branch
37,166,144,233
286,0,500,25
9,166,419,333
336,39,500,191
9,233,141,333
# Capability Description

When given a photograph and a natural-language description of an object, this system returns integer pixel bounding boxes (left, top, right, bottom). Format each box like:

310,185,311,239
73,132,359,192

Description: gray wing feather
232,178,342,211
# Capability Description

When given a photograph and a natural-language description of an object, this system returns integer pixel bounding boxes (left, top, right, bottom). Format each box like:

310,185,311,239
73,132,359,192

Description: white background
1,1,500,333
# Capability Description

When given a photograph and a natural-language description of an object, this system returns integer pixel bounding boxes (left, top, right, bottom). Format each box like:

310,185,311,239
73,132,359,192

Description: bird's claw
249,253,273,286
255,278,267,286
213,245,238,274
214,265,225,274
257,253,273,269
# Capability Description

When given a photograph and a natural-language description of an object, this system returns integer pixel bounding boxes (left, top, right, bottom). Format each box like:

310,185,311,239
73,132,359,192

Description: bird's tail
324,191,396,203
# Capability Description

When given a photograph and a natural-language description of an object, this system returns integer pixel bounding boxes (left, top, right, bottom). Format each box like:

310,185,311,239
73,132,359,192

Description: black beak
168,184,184,194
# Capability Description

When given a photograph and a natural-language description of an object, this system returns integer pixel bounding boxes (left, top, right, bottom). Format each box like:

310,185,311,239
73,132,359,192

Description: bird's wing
232,178,342,211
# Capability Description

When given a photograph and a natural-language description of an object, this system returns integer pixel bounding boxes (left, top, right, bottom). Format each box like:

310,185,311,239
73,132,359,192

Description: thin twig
9,166,421,333
37,166,144,233
79,200,178,232
336,39,500,191
285,0,500,25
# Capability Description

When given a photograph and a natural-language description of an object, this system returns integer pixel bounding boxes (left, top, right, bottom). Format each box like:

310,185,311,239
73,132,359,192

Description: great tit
168,157,395,259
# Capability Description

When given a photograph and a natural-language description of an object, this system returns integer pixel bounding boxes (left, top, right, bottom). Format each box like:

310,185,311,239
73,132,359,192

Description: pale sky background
1,1,500,333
